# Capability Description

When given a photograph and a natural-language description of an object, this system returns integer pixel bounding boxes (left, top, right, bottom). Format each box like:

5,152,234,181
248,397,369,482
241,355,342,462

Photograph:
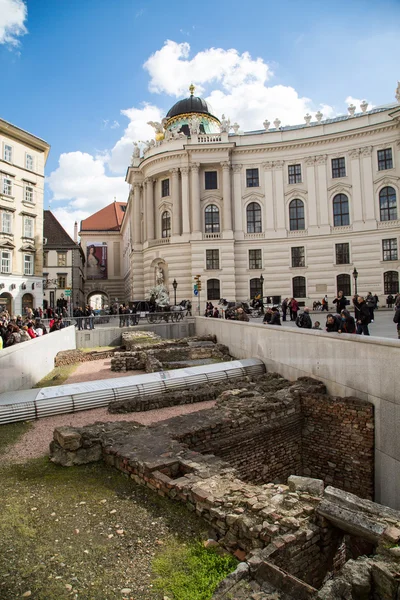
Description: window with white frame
4,145,12,162
24,185,34,203
2,177,12,196
24,254,34,276
26,154,34,171
1,250,12,273
1,212,12,234
23,216,34,238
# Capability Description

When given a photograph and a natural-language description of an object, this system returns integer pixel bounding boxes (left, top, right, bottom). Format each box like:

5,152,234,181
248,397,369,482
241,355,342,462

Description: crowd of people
0,307,66,349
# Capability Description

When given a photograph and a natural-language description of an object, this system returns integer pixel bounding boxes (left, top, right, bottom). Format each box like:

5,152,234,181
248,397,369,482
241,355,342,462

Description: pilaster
221,161,233,235
232,164,243,238
171,168,181,236
181,167,190,234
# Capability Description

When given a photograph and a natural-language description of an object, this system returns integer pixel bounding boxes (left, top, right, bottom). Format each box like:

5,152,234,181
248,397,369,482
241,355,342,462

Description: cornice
327,182,353,193
284,187,308,197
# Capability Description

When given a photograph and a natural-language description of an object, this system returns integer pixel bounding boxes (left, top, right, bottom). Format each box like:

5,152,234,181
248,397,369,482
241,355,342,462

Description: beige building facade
0,118,50,315
122,87,400,308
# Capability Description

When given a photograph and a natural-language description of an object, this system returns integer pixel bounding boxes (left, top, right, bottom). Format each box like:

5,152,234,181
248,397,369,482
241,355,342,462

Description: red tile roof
80,201,127,232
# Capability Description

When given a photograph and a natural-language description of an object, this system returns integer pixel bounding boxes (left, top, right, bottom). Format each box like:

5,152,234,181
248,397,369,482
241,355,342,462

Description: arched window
289,199,305,231
161,211,171,238
292,276,306,298
336,274,351,297
333,194,350,227
384,271,399,294
379,187,397,222
246,202,262,233
207,278,220,301
249,278,262,299
205,205,220,233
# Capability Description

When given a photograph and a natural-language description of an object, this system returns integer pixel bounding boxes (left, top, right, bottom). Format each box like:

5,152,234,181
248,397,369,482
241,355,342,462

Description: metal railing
51,310,190,330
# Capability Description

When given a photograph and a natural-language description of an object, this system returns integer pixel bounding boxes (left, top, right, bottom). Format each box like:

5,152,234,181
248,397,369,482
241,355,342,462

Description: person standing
338,310,356,334
281,298,288,322
290,298,299,322
332,290,348,313
365,292,376,323
353,296,371,335
393,303,400,339
321,295,329,311
387,294,394,308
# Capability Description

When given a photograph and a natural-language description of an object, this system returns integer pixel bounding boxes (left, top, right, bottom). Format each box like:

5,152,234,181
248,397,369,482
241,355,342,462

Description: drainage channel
0,358,265,425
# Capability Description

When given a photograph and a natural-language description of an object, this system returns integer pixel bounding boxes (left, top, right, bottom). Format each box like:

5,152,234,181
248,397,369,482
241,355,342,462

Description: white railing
197,134,222,143
203,232,221,239
331,225,353,233
288,229,308,237
244,232,265,239
148,237,170,247
377,219,400,229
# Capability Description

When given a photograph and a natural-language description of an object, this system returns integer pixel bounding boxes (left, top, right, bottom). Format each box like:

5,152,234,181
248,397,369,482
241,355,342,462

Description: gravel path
63,359,144,383
2,400,216,464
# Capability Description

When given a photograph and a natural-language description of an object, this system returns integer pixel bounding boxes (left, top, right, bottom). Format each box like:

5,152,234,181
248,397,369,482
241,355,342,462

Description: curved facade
123,97,400,306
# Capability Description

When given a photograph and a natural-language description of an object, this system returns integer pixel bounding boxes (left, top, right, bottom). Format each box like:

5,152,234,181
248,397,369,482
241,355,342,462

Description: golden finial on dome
189,83,195,96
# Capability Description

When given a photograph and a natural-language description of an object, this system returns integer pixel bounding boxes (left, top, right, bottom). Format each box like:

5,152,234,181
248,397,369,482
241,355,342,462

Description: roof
0,118,50,163
80,201,127,232
166,95,212,119
44,210,77,248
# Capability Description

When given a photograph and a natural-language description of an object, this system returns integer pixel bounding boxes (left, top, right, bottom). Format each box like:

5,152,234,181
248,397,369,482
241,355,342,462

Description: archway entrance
0,292,12,315
22,293,34,314
87,291,109,311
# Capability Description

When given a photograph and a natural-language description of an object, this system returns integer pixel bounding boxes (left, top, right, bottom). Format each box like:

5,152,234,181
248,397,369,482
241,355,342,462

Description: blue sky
1,0,400,234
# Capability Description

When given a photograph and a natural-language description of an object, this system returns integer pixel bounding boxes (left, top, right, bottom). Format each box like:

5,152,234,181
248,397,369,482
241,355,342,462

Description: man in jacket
393,304,400,339
236,308,249,322
269,307,281,325
325,314,341,333
281,298,288,322
296,307,312,329
353,296,371,335
332,290,348,313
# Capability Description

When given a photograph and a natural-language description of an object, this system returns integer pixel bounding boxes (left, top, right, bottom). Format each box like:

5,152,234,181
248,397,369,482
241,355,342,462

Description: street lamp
172,279,178,305
259,274,264,314
352,268,358,296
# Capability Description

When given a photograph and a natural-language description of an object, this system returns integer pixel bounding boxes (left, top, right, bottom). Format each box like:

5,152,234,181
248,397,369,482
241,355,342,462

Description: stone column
360,146,375,222
221,161,232,231
305,156,317,228
171,168,181,235
181,167,190,234
349,148,363,224
263,162,274,232
191,163,201,233
232,164,243,233
273,161,286,232
145,178,154,240
133,183,141,244
315,156,329,228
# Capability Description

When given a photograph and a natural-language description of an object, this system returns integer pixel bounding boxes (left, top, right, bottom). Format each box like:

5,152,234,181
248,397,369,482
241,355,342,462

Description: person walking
353,296,371,335
321,295,329,311
296,307,312,329
281,298,288,322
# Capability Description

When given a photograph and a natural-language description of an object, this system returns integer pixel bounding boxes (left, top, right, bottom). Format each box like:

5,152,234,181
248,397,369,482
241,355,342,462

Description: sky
1,0,400,236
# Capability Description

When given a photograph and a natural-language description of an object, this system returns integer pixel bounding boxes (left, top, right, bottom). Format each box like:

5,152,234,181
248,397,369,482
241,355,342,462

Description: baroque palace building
0,118,50,315
83,84,400,307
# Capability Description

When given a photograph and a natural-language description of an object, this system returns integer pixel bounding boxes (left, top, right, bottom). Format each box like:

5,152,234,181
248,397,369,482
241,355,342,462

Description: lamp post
172,279,178,306
259,274,264,314
352,268,358,296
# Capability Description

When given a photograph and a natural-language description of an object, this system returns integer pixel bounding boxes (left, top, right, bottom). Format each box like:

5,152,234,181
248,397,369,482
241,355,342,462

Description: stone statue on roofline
130,142,140,164
396,81,400,103
219,114,231,133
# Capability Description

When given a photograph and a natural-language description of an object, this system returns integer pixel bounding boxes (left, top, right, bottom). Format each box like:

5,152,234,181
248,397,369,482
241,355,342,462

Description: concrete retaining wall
75,319,195,348
195,317,400,510
0,326,76,393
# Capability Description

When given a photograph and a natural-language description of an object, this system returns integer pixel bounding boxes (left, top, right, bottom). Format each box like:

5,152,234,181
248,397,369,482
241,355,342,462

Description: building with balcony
43,211,85,311
123,84,400,306
0,118,50,315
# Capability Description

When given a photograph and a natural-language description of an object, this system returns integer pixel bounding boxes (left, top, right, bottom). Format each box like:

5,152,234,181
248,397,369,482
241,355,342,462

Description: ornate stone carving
304,114,312,126
315,111,323,123
171,167,180,176
315,155,327,165
188,115,201,135
219,114,231,133
232,123,240,134
305,156,316,167
360,100,369,113
232,164,242,173
395,81,400,103
220,161,231,170
262,162,273,171
130,142,140,164
360,146,373,157
273,118,281,129
273,160,284,170
349,148,361,159
263,119,270,131
348,104,356,117
180,167,190,176
190,163,200,172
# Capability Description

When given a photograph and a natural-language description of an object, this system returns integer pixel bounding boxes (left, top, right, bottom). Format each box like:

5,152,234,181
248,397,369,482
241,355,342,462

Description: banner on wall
87,242,107,279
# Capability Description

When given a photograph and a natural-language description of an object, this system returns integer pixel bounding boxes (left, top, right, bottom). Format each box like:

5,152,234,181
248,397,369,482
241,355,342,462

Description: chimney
74,221,78,243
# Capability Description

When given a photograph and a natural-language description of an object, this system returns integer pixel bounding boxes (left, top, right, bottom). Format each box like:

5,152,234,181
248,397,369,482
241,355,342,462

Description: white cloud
0,0,27,46
46,151,128,236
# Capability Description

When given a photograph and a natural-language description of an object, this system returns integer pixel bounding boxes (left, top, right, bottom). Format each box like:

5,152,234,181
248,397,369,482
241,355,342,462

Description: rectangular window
4,144,12,162
1,212,12,234
249,249,262,269
332,157,346,178
161,178,170,197
382,238,398,261
288,164,302,184
58,275,66,288
205,171,218,190
246,168,259,187
57,252,67,267
1,250,11,273
291,246,305,268
25,186,34,203
24,254,33,276
206,249,219,270
335,243,350,264
26,154,34,171
23,216,34,238
43,251,48,267
378,149,393,171
2,177,12,196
